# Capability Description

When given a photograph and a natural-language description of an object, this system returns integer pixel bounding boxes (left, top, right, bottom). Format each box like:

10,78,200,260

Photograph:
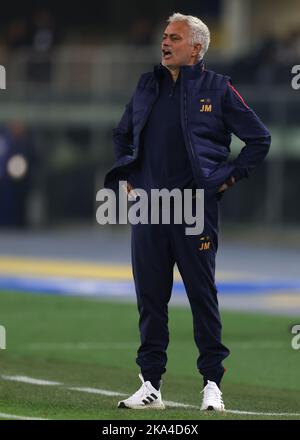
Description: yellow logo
199,236,211,251
200,98,212,112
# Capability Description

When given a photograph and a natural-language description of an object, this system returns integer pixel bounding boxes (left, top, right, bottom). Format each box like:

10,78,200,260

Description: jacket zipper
182,88,201,186
133,83,159,160
169,81,176,98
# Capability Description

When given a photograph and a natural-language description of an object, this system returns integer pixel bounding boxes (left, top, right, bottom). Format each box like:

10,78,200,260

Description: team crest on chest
200,98,212,112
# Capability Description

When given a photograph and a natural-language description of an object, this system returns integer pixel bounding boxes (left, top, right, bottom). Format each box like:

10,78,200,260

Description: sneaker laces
128,374,155,401
201,381,224,405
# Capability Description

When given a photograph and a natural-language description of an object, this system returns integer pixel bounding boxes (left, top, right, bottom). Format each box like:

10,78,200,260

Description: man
104,13,271,411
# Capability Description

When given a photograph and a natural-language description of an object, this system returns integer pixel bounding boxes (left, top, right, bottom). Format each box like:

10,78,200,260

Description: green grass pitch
0,290,299,420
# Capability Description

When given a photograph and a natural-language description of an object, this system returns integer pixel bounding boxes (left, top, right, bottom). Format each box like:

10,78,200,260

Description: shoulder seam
137,72,154,89
202,70,230,90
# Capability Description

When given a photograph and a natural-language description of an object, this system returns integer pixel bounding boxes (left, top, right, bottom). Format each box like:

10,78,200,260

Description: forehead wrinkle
164,32,181,36
163,32,184,39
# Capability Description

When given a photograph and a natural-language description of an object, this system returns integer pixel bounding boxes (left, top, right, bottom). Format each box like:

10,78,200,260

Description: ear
192,43,202,58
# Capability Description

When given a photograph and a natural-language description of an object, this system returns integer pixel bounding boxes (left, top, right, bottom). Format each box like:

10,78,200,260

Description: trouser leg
131,223,175,379
169,191,229,386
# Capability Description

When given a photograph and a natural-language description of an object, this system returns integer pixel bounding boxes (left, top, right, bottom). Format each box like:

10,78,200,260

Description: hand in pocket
122,182,140,201
217,176,235,193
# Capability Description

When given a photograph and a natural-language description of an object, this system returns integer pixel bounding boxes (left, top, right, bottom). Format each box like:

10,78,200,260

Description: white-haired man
105,13,271,411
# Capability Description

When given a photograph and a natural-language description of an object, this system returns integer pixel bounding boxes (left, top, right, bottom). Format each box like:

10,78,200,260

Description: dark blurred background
0,0,299,229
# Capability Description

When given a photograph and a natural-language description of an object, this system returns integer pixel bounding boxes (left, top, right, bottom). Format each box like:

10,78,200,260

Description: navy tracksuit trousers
131,189,230,386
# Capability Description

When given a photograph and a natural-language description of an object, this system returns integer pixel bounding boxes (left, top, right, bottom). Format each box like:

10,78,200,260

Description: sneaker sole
201,405,225,412
118,402,165,410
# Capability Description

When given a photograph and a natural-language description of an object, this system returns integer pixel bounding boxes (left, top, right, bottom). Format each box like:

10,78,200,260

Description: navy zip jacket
104,60,271,191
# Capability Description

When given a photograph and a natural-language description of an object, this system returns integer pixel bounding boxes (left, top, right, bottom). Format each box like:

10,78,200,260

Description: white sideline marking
0,412,48,420
2,374,300,418
68,387,127,397
164,400,197,408
1,375,61,386
225,409,300,417
69,389,195,406
163,402,300,417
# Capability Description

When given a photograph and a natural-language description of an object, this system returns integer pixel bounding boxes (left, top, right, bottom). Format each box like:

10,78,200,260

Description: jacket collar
154,59,204,80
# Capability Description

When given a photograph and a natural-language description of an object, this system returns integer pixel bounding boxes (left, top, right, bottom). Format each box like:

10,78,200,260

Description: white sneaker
200,380,225,411
118,374,165,410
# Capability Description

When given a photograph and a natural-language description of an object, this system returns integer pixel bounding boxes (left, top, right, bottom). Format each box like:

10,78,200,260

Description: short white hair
167,12,210,59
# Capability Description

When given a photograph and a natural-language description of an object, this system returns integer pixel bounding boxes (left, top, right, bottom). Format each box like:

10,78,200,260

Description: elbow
265,126,272,146
264,123,272,144
264,132,272,156
258,124,271,156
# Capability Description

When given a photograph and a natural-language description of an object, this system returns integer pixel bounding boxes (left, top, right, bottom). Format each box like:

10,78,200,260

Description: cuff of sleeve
231,167,248,182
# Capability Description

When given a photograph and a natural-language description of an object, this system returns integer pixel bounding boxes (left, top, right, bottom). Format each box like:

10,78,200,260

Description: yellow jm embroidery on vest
199,236,211,251
200,98,212,112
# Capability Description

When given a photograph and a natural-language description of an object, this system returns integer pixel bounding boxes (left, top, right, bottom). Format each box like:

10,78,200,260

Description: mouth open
162,49,172,59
